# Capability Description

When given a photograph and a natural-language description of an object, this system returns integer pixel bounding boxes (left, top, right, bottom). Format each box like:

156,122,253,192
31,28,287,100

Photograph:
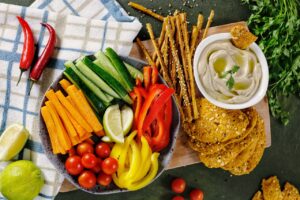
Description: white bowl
193,33,269,109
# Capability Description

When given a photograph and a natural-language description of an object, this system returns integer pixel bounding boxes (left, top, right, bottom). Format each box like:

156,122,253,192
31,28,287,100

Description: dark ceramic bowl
39,56,180,194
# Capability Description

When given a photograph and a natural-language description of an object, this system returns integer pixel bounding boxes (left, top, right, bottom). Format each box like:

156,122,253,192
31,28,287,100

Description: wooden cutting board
60,21,271,192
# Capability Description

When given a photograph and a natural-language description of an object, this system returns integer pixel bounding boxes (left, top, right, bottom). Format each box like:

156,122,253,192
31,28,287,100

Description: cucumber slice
76,61,120,99
71,62,113,104
81,57,133,105
124,62,143,81
105,48,134,92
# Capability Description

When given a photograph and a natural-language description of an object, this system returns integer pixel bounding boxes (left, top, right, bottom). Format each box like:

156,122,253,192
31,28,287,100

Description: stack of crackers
186,98,266,175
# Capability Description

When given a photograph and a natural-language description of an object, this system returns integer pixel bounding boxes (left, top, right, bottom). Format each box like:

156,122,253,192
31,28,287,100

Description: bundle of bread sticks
129,1,214,123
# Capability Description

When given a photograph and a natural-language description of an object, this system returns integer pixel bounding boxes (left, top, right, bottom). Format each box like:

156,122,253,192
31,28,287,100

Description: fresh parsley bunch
242,0,300,125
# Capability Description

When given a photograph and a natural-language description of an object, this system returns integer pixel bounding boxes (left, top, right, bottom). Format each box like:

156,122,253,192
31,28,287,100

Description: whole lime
0,160,44,200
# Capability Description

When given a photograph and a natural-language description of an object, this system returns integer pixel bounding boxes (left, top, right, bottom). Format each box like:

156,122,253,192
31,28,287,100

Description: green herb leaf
226,76,235,90
221,65,240,90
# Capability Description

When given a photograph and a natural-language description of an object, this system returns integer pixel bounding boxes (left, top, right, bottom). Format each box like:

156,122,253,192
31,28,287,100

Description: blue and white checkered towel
0,1,141,199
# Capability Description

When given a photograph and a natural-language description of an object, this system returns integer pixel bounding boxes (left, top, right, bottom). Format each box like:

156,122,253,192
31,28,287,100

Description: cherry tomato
97,171,112,186
77,142,94,156
171,178,186,194
95,142,111,158
189,189,204,200
91,158,102,174
68,148,76,157
101,157,118,175
78,170,96,189
81,153,97,169
65,156,83,175
172,196,184,200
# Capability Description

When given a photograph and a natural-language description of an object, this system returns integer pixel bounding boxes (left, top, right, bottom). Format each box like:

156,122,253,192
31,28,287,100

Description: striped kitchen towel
0,1,141,199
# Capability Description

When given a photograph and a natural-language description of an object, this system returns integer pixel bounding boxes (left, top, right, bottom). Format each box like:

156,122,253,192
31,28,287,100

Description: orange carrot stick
45,101,72,151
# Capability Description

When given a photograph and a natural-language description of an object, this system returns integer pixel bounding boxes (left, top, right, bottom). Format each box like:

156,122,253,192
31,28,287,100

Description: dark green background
1,0,299,199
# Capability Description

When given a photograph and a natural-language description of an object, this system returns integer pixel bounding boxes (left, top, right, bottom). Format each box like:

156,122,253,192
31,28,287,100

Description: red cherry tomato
172,196,184,200
77,142,94,156
78,170,96,189
65,156,83,175
68,148,76,157
171,178,186,194
81,153,97,169
95,142,111,158
101,157,118,175
97,171,112,186
189,189,204,200
91,158,102,174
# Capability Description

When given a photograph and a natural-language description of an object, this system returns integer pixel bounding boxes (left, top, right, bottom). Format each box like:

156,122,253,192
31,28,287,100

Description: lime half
103,105,124,143
121,105,133,136
0,124,29,161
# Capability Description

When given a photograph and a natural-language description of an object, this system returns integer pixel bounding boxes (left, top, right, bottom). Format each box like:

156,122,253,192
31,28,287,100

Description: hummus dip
198,40,261,104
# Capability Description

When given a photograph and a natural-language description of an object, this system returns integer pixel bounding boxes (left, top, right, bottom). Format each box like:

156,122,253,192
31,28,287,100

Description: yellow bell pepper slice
127,152,160,191
133,136,152,181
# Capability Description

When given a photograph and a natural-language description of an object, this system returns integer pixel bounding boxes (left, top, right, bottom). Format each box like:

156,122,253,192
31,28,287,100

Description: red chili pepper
143,66,152,90
142,87,174,131
151,66,158,85
16,16,35,85
29,23,56,93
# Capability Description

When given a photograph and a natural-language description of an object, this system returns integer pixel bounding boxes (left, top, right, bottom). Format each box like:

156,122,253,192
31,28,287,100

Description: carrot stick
59,79,72,91
45,101,72,151
45,89,77,138
41,106,59,154
55,90,93,133
66,85,103,134
80,132,93,142
66,96,76,107
70,135,80,146
65,110,87,138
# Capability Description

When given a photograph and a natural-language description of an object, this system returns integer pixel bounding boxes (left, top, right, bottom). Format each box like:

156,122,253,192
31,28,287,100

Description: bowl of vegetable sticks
38,54,180,194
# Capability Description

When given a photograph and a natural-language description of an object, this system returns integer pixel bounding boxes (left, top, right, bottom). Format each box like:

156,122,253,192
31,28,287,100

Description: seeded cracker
188,107,258,156
227,117,266,175
189,98,249,143
261,176,283,200
282,182,300,200
252,191,264,200
231,25,257,49
198,124,259,168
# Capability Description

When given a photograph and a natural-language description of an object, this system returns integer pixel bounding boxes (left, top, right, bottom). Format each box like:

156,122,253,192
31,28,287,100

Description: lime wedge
0,124,29,161
103,104,124,143
101,136,113,142
121,105,133,136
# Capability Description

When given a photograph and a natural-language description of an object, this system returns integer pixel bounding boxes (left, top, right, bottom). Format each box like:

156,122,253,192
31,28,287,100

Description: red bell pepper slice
151,66,159,85
142,88,174,131
132,87,143,129
151,111,169,152
135,78,142,87
137,87,148,99
137,84,167,140
143,66,152,90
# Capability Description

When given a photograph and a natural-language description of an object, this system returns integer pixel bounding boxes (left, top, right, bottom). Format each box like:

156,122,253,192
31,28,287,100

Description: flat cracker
189,107,258,156
227,117,266,175
252,191,264,200
282,182,300,200
189,98,249,143
198,124,259,168
231,25,257,49
262,176,283,200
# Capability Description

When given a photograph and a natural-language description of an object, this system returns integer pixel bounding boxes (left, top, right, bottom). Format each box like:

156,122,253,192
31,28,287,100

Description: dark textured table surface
1,0,299,199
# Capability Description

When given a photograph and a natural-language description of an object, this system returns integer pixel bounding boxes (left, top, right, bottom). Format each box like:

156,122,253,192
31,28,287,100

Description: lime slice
121,105,133,136
101,136,113,142
0,124,29,161
103,104,124,143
